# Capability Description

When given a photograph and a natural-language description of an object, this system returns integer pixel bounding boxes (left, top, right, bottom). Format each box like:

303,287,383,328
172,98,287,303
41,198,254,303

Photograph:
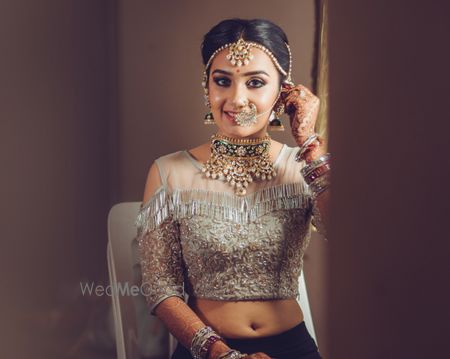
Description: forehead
209,47,279,75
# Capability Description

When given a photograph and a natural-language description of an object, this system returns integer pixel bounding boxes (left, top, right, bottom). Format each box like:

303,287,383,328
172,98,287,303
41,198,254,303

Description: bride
135,18,330,359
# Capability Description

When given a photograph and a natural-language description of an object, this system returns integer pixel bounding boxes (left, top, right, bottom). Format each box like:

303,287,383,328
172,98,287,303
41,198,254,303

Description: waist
188,297,304,339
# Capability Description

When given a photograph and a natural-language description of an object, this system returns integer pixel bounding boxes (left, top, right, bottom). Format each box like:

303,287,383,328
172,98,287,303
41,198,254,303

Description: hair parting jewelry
204,37,290,77
284,38,294,86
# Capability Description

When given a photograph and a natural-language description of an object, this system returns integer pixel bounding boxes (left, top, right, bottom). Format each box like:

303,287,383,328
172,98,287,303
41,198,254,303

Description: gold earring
202,76,215,125
203,88,215,125
204,111,214,125
268,102,285,131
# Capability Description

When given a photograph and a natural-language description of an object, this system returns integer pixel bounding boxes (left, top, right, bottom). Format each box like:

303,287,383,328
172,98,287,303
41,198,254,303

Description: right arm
137,162,232,359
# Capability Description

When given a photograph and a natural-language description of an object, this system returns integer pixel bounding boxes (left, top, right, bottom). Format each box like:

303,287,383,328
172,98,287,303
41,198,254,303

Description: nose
230,84,248,109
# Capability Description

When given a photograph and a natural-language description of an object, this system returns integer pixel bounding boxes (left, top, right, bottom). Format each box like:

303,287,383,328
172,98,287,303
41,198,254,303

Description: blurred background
1,1,449,359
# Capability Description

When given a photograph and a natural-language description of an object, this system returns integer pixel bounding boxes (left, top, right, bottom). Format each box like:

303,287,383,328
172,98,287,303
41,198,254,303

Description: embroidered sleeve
310,196,328,240
135,187,185,315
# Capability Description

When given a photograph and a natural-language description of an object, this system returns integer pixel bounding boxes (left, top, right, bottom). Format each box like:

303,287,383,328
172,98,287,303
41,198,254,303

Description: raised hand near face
280,83,325,162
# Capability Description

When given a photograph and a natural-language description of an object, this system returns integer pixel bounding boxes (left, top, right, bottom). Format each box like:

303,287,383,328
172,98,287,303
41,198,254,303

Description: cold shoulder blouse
135,144,326,315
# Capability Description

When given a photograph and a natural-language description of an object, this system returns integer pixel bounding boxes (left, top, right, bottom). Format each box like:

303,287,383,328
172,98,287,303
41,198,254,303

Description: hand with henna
242,352,274,359
208,342,275,359
280,83,326,162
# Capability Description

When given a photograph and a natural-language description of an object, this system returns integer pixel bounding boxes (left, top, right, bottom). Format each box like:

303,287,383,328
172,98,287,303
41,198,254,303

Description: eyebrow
211,69,270,77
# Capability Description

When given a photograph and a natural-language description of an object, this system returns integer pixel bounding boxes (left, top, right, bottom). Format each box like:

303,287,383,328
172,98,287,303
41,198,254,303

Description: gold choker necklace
201,133,277,196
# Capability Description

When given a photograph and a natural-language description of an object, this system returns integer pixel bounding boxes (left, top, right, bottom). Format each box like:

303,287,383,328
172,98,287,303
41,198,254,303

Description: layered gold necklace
201,133,277,196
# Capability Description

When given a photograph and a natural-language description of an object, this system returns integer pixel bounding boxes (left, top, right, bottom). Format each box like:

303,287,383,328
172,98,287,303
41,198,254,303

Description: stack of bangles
295,133,331,199
190,326,247,359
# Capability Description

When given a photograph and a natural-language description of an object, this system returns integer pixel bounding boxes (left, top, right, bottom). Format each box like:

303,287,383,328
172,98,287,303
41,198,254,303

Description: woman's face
207,47,281,139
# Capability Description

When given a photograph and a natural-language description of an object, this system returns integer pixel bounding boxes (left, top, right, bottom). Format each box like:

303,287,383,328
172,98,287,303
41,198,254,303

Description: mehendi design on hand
280,84,322,155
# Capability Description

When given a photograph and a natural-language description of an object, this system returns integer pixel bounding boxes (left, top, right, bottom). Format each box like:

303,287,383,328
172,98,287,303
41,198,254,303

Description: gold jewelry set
200,37,294,195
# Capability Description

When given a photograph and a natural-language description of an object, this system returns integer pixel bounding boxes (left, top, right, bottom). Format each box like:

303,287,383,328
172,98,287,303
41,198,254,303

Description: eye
212,77,231,87
247,78,266,88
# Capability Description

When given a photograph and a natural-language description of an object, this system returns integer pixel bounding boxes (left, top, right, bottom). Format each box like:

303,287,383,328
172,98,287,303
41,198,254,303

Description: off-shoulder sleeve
134,186,186,316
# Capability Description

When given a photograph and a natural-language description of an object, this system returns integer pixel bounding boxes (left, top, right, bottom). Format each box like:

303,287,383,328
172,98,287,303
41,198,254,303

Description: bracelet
201,336,222,359
191,326,224,359
217,349,247,359
295,133,319,162
300,153,331,198
309,171,331,199
300,153,331,177
302,161,331,185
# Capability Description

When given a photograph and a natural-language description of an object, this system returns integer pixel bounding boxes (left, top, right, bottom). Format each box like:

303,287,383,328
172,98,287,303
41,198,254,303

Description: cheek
252,87,278,108
208,87,225,106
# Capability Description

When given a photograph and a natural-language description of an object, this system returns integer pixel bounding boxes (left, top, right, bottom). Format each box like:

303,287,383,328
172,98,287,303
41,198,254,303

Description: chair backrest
107,202,318,359
298,247,318,344
107,202,140,359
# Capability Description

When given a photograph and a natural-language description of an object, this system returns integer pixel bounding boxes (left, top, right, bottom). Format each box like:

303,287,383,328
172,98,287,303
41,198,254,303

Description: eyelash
212,77,266,88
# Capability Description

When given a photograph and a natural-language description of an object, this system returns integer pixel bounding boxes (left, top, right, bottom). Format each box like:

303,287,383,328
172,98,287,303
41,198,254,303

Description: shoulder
186,142,210,164
275,141,300,163
283,143,301,161
156,149,186,163
277,143,306,177
141,149,186,204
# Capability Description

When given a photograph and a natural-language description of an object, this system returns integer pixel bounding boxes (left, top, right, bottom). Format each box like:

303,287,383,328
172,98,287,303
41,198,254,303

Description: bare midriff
188,297,304,339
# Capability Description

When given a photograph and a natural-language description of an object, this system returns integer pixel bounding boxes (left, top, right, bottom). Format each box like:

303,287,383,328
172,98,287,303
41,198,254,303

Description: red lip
223,111,238,124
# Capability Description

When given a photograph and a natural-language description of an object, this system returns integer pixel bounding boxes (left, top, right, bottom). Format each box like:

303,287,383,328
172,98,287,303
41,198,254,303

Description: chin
216,119,268,139
218,125,267,139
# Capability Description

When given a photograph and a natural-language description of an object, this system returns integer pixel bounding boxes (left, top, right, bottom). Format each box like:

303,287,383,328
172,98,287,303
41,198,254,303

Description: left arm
281,84,331,239
304,140,331,239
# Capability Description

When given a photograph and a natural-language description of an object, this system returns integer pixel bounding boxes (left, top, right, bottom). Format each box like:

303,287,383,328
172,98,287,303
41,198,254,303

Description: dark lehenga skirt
171,320,323,359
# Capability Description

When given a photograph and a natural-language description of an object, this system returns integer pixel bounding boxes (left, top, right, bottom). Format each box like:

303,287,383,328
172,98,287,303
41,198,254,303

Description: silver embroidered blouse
135,144,326,315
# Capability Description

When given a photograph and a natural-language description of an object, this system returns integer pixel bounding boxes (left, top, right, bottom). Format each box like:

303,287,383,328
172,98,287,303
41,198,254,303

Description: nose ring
235,103,257,127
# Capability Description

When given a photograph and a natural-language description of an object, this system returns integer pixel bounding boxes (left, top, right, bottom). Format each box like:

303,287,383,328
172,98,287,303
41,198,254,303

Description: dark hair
201,18,290,84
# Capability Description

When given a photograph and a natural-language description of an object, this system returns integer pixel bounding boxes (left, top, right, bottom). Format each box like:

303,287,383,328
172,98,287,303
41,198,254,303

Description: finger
296,83,315,96
254,352,273,359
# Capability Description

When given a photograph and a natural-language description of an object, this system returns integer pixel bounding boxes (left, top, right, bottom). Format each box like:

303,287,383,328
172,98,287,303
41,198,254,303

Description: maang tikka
202,36,294,127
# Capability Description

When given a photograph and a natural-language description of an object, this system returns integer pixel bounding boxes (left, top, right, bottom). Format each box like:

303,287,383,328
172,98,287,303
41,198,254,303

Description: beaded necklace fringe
135,181,313,234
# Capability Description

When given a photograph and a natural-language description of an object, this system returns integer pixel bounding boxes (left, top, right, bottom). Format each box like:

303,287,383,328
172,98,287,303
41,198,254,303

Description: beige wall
0,0,114,358
2,0,449,358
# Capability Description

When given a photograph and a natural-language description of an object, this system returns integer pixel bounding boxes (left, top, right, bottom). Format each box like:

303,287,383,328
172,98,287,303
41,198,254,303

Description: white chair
298,252,318,344
107,202,140,359
107,202,318,359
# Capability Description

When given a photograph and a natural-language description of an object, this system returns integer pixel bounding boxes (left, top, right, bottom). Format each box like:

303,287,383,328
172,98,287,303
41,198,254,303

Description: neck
216,128,270,141
212,133,271,146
